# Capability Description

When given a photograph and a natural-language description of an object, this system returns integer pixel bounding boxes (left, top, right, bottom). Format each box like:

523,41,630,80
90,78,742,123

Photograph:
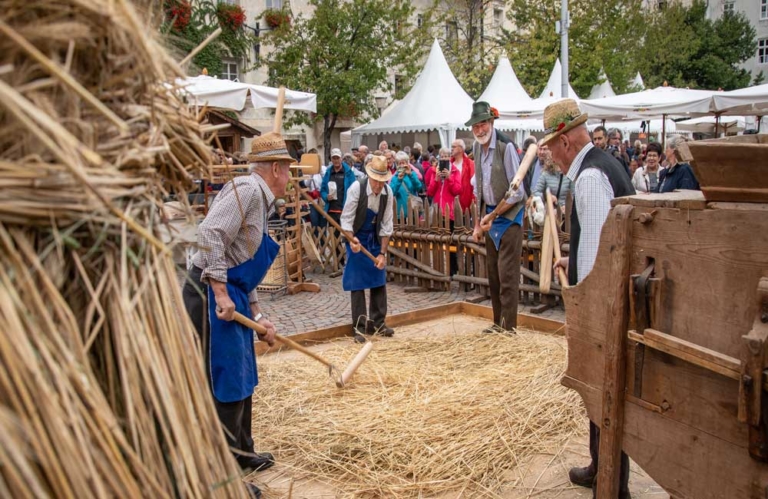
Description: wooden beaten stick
297,188,379,264
337,342,374,388
234,312,334,368
273,86,286,134
482,144,538,222
545,189,569,288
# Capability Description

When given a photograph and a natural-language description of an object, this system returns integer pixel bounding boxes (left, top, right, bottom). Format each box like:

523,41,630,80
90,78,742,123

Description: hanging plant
264,9,290,29
216,3,246,31
164,0,192,32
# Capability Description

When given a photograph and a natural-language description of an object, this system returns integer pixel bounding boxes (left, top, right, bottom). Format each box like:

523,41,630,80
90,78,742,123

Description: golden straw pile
255,328,585,498
0,1,246,497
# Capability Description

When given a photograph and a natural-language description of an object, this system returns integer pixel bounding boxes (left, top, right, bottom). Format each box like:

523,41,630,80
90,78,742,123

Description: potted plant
263,8,290,29
216,2,246,31
164,0,192,32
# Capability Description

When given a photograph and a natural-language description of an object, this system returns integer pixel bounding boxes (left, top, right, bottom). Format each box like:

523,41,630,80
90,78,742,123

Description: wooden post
596,204,633,499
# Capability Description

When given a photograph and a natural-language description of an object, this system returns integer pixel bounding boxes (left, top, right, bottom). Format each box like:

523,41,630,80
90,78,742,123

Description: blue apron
486,204,524,251
342,209,386,291
207,229,279,403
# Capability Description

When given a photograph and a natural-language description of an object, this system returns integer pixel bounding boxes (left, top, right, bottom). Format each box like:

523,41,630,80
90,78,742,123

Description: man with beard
468,101,525,333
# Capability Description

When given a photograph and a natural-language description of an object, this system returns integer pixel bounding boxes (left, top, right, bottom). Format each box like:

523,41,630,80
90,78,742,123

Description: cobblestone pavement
258,270,565,336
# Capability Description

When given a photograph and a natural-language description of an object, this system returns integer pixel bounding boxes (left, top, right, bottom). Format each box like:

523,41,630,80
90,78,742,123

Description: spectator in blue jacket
390,151,423,220
657,136,700,193
321,148,357,224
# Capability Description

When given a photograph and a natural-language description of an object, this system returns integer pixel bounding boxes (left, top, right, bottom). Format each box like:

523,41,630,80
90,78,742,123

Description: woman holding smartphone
426,148,461,220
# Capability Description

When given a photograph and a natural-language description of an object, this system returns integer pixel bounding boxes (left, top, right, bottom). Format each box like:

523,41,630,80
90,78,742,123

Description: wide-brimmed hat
539,99,589,146
247,132,297,164
366,155,392,182
465,101,497,127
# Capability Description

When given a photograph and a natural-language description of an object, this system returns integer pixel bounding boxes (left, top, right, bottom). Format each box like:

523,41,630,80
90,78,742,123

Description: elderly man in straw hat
467,101,525,334
340,155,395,343
542,99,634,497
182,132,299,498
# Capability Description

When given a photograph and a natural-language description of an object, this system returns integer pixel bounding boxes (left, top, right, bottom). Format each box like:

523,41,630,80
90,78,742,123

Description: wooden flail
563,135,768,498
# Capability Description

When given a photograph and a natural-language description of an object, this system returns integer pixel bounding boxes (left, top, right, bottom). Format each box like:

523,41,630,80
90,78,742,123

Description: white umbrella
711,83,768,117
176,75,317,113
676,115,746,134
581,86,715,120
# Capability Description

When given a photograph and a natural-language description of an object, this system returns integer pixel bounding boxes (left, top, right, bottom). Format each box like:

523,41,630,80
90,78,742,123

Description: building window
221,60,239,81
723,1,734,14
394,74,403,96
759,39,768,65
761,0,768,19
493,8,503,31
266,0,282,9
445,21,458,44
417,14,423,28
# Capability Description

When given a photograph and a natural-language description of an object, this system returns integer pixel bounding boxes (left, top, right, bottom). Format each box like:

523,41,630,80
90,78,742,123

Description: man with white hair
378,140,389,152
183,132,299,498
543,99,634,497
450,138,475,211
467,101,525,333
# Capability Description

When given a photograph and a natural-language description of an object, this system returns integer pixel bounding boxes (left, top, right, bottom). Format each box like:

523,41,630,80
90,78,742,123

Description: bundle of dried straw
255,327,585,498
0,1,246,497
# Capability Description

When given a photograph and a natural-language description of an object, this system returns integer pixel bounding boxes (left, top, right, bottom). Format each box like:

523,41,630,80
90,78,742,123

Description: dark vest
352,178,389,241
472,129,525,222
569,147,634,286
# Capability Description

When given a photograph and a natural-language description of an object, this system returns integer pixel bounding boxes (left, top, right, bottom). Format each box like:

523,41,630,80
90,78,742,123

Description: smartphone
438,159,450,172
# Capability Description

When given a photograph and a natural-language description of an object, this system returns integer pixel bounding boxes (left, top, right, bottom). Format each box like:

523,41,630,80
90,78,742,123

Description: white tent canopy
176,75,317,113
631,72,645,90
711,83,768,116
580,86,715,120
587,69,616,100
587,118,678,135
539,59,579,99
676,115,746,134
478,55,531,109
352,39,474,147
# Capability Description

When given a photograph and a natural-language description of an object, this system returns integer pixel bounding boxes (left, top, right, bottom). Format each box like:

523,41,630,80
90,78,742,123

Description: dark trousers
351,285,387,331
589,421,630,493
485,224,522,330
182,266,256,462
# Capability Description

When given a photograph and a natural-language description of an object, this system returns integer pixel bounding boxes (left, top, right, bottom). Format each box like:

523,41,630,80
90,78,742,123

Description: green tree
502,0,644,99
163,0,254,77
258,0,433,161
639,0,756,90
438,0,505,99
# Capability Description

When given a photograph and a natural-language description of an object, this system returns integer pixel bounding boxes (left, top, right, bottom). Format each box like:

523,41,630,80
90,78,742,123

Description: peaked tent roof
539,59,578,99
631,72,645,90
587,69,616,100
478,55,531,109
354,39,473,135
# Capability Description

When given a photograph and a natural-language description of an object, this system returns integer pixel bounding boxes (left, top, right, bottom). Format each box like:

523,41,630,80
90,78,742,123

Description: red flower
556,122,566,131
217,3,246,31
165,0,192,31
490,106,500,119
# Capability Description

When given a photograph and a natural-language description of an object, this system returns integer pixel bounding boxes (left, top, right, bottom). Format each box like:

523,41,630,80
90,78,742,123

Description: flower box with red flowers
217,3,246,31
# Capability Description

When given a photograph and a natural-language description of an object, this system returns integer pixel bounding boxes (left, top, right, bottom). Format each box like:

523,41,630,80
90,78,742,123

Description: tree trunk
322,113,337,164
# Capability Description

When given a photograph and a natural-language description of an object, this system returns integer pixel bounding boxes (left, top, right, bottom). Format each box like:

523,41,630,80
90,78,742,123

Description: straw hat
539,99,589,146
366,155,392,182
247,132,297,164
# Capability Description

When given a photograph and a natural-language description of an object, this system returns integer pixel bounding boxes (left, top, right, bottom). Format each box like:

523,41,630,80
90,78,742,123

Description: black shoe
245,482,262,498
353,330,367,343
238,452,275,472
568,464,596,488
482,324,512,334
368,323,394,337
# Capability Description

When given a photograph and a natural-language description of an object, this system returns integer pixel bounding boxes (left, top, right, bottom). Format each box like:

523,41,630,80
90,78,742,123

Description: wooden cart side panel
571,379,768,499
629,207,768,359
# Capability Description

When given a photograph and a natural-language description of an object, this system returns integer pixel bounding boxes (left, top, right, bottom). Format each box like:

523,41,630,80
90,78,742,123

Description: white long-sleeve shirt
340,181,394,237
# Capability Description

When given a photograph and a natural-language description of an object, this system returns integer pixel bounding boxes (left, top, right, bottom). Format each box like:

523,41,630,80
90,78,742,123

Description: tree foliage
438,0,505,99
639,0,756,90
162,0,255,77
503,0,644,99
258,0,434,160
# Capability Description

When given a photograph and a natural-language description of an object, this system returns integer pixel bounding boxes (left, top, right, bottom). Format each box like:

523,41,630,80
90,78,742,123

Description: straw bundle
0,1,246,497
255,327,585,498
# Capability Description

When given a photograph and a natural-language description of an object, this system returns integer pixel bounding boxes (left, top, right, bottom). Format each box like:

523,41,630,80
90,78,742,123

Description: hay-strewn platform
251,315,585,498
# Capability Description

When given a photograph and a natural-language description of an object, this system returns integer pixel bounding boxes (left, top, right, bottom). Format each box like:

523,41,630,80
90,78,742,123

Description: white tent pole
560,0,569,99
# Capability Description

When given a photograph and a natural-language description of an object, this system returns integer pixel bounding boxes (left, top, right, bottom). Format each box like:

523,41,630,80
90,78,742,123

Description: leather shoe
238,452,274,472
367,322,394,337
353,330,367,343
568,464,596,488
245,482,262,498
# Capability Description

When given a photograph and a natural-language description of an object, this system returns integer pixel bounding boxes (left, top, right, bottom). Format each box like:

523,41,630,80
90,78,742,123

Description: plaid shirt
566,142,614,283
192,172,274,303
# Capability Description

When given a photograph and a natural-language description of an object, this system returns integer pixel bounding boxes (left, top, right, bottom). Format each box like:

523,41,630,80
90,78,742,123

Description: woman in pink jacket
426,148,461,220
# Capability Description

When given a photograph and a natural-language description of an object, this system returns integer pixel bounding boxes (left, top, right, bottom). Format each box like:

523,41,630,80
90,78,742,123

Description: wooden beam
596,204,633,499
388,246,444,277
387,266,451,282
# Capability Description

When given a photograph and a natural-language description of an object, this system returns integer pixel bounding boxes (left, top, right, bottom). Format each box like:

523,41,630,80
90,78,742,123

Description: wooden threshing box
563,135,768,498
